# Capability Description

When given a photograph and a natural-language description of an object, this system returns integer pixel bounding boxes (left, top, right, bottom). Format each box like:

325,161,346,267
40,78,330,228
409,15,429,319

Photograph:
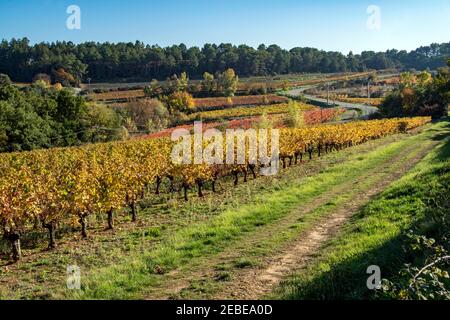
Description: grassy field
272,119,450,300
1,118,447,300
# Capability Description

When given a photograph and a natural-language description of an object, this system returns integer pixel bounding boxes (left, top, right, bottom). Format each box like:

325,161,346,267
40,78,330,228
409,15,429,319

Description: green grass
233,258,258,269
272,119,450,300
177,137,437,299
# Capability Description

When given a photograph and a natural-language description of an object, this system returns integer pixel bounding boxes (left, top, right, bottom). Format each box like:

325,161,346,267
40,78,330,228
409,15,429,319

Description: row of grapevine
194,95,288,110
142,108,344,140
188,102,315,122
0,117,431,261
303,108,345,125
318,95,383,106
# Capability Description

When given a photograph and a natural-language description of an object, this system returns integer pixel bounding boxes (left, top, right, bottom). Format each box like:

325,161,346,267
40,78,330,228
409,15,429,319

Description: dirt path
210,139,437,300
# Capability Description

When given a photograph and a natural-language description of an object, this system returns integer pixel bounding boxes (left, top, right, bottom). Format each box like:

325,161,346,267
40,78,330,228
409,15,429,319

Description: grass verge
272,119,450,300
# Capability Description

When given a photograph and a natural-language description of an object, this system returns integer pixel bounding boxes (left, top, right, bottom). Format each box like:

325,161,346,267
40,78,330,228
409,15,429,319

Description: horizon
1,0,449,55
2,37,449,56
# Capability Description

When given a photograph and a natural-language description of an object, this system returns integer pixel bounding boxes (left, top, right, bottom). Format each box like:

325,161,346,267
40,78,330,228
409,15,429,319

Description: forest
1,38,449,84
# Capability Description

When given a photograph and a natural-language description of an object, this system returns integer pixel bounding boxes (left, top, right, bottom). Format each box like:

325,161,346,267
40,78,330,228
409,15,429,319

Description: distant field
87,71,376,102
336,97,383,106
140,118,265,139
237,71,375,90
82,73,331,91
140,108,344,139
317,95,383,106
81,82,150,90
107,94,289,110
89,89,145,101
187,102,316,122
194,95,289,110
374,75,400,85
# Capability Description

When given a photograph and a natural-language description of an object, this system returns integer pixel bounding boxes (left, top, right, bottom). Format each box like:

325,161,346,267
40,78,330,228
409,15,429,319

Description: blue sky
0,0,449,53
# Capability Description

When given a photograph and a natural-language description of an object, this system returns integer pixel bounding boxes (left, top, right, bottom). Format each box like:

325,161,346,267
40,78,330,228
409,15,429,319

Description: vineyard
108,95,289,111
142,108,345,139
1,0,449,302
338,97,383,106
194,95,289,110
302,108,345,125
187,103,315,122
318,95,383,106
0,117,431,261
89,89,145,101
236,71,376,92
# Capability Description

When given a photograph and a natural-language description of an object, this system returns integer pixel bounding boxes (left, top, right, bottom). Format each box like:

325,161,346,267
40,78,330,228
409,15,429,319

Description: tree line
1,38,449,84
